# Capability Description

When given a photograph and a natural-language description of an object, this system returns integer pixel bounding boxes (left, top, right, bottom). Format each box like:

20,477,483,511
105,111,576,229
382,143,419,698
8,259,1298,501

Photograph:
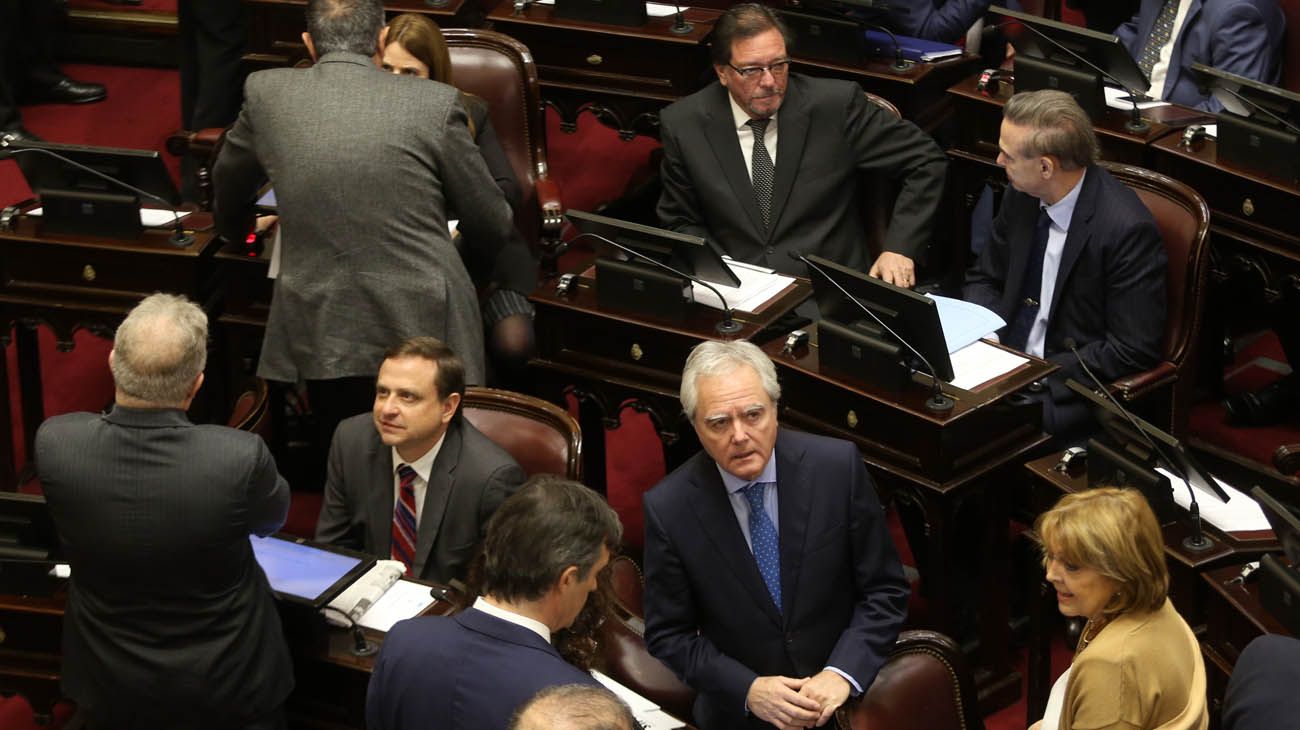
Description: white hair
680,340,780,420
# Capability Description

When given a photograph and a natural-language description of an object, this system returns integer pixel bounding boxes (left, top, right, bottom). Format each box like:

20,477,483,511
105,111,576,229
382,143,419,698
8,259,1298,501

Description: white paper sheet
1104,86,1170,111
532,0,682,17
354,579,437,632
926,294,1005,354
947,339,1028,390
691,258,795,314
26,207,191,228
1155,467,1273,533
591,670,686,729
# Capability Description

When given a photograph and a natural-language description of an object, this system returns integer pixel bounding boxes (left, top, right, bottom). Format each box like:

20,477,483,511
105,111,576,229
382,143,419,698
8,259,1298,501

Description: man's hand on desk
798,670,851,727
869,252,915,288
746,675,821,729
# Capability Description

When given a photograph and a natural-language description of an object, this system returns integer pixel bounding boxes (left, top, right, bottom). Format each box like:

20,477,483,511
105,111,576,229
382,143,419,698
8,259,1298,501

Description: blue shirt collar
717,453,778,495
1042,168,1087,232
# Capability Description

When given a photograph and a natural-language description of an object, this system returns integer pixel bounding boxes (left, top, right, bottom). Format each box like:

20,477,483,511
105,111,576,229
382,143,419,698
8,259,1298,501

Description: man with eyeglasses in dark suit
656,3,946,291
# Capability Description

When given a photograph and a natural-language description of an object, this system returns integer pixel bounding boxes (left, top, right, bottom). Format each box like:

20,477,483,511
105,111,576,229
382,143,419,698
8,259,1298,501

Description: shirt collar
102,404,191,429
473,596,551,643
391,432,446,483
717,452,778,496
728,92,778,132
1042,168,1087,232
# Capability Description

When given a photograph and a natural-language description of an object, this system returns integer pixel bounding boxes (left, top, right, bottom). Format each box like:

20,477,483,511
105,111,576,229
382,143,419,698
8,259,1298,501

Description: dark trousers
0,0,64,129
178,0,247,199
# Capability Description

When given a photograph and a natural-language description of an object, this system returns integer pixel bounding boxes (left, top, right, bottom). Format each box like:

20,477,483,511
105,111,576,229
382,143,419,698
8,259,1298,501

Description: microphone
1011,19,1151,134
1063,338,1213,552
572,231,744,336
668,1,693,35
0,136,195,248
792,251,954,413
859,22,911,72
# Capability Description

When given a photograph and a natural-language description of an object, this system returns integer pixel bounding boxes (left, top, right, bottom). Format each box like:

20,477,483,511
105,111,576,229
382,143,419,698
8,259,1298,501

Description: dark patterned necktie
391,464,418,575
1137,0,1180,78
1005,208,1052,353
746,118,774,228
742,481,781,613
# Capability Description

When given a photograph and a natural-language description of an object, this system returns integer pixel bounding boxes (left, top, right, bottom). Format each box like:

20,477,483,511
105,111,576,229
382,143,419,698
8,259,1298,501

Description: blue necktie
1005,208,1052,352
742,481,781,612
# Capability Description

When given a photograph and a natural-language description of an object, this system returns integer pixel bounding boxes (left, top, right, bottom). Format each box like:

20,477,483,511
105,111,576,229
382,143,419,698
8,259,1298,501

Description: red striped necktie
391,463,418,575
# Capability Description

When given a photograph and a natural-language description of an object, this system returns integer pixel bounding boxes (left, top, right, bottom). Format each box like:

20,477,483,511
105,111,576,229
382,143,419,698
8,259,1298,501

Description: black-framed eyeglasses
727,59,791,79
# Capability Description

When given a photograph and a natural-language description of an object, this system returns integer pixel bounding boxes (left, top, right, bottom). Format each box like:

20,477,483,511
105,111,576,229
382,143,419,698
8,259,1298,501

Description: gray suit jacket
315,413,526,583
35,406,293,727
657,74,948,277
212,52,523,384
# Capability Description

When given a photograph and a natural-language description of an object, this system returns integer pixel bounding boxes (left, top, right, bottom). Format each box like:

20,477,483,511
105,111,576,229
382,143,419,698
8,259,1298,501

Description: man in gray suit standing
315,336,526,583
36,293,293,730
212,0,521,436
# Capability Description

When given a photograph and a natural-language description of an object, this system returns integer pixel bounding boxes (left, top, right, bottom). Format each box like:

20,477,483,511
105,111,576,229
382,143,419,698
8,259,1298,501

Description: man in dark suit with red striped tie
315,336,525,583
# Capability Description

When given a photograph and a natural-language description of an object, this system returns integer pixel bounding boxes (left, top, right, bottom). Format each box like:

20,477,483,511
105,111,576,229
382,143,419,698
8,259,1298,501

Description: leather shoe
25,78,107,105
1224,377,1300,427
1,127,43,144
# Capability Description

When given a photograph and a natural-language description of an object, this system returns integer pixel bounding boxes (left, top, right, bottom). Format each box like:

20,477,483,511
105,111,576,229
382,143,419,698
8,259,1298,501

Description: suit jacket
963,165,1166,430
315,413,526,584
885,0,994,42
212,52,524,385
1115,0,1284,112
642,429,910,729
656,74,947,277
34,406,293,728
366,607,599,730
1222,634,1300,730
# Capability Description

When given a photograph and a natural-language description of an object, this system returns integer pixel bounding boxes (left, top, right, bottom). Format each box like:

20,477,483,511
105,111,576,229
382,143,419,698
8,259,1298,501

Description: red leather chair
1103,162,1211,438
461,386,582,480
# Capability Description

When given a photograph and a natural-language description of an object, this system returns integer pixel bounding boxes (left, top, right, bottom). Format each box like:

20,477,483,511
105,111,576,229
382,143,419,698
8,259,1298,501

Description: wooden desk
1200,562,1295,718
765,328,1053,711
0,213,223,489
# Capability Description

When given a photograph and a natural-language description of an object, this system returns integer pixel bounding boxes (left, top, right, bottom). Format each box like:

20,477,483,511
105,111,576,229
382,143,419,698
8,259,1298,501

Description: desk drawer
0,239,206,303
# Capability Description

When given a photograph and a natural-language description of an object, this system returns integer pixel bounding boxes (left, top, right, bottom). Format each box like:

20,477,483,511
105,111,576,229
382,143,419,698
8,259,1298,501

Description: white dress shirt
473,596,551,643
390,434,446,525
728,94,779,181
1026,169,1088,358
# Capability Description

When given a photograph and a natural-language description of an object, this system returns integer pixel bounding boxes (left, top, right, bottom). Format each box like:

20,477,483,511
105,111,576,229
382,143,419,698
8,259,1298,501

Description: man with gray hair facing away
963,89,1166,443
35,293,293,730
643,340,909,730
510,684,638,730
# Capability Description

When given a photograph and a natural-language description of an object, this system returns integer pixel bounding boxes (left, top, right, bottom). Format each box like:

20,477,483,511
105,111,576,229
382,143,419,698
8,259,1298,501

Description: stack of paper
592,670,686,730
947,340,1028,390
691,258,796,314
1155,468,1272,533
926,293,1005,353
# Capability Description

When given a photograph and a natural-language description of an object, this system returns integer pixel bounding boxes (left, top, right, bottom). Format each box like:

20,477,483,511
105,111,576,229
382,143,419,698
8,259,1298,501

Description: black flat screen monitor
565,209,742,287
553,0,646,28
0,493,59,562
777,9,869,67
806,253,954,382
1191,63,1300,182
249,534,375,609
1066,379,1231,503
992,6,1149,117
1253,487,1300,564
11,139,182,207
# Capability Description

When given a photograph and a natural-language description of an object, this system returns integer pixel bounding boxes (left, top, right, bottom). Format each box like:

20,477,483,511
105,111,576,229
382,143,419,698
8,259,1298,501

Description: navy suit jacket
1223,634,1300,730
964,165,1166,431
656,74,946,276
885,0,994,42
1116,0,1284,112
642,429,910,729
366,607,599,730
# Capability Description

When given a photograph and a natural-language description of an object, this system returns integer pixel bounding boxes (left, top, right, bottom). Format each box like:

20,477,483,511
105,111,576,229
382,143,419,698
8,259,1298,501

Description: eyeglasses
727,59,791,80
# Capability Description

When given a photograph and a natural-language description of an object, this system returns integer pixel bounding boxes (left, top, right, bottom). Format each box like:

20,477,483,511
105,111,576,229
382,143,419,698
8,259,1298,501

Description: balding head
509,685,636,730
110,293,208,408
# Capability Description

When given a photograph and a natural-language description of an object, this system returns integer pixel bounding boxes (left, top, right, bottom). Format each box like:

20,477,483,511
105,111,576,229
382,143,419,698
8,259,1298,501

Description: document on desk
592,670,686,730
531,0,682,16
26,207,192,228
926,294,1005,353
1104,86,1169,111
948,339,1028,391
352,579,436,632
691,258,795,314
1155,467,1272,533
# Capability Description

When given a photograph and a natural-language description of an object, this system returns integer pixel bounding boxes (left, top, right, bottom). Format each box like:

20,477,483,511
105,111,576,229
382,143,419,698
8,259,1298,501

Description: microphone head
786,250,803,262
1063,337,1078,351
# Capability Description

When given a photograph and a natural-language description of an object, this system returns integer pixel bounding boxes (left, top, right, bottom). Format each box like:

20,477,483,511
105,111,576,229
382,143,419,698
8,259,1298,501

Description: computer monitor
553,0,646,28
249,534,375,609
992,6,1150,119
805,253,954,384
0,493,59,562
565,209,741,287
1252,487,1300,634
777,9,871,67
1066,379,1231,503
9,139,182,239
1192,63,1300,182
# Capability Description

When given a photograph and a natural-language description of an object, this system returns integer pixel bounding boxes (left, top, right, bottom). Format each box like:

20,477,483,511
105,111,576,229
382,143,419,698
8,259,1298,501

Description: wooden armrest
1113,362,1177,401
536,175,563,234
1274,443,1300,476
165,127,227,157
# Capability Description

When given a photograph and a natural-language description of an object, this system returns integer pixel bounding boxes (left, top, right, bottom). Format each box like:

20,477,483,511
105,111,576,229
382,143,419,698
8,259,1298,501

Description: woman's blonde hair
1034,487,1168,616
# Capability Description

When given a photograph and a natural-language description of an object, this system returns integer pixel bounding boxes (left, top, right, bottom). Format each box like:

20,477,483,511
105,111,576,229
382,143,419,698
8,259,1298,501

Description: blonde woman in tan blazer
1030,488,1208,730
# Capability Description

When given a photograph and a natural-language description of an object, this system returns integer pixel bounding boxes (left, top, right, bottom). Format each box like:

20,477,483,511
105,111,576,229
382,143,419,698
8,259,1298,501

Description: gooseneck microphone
572,231,744,336
1012,20,1151,134
668,1,693,35
792,251,954,413
859,22,910,72
1063,338,1213,552
0,137,194,248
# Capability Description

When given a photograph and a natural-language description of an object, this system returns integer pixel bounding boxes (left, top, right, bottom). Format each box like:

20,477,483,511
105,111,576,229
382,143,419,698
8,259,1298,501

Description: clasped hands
747,670,850,730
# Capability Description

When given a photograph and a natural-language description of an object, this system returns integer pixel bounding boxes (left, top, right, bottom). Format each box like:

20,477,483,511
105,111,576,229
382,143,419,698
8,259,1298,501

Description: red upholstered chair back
460,387,582,480
838,631,984,730
1101,162,1210,436
443,29,550,251
227,377,271,439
